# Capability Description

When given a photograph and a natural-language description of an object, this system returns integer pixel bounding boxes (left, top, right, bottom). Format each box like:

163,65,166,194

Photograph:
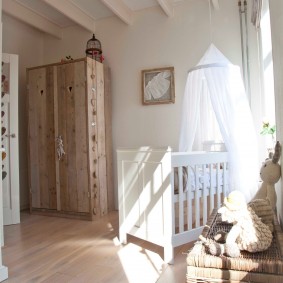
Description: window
259,0,276,151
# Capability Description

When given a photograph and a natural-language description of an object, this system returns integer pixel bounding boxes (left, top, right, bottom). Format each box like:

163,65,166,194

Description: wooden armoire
27,57,114,220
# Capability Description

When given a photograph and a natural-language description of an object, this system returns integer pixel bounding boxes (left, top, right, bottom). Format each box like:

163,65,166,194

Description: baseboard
20,203,29,211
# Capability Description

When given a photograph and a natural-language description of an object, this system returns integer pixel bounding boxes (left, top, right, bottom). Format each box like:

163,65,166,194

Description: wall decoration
1,61,9,97
2,53,21,225
1,60,9,181
141,67,175,105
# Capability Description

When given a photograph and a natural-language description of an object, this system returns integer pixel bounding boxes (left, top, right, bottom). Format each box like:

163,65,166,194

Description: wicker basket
186,209,283,283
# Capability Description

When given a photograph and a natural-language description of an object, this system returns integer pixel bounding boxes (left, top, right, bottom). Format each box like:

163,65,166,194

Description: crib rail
171,151,229,248
117,147,229,264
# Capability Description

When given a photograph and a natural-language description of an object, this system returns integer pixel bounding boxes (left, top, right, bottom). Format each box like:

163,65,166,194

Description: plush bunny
200,190,273,258
252,141,281,212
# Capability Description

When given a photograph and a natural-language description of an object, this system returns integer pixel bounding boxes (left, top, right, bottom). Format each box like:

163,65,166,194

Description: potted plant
260,119,276,158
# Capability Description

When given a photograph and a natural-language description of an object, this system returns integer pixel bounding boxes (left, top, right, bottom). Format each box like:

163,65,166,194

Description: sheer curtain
251,0,262,28
179,44,259,201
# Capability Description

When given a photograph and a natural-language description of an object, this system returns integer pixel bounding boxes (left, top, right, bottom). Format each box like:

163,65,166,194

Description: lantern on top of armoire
85,34,104,63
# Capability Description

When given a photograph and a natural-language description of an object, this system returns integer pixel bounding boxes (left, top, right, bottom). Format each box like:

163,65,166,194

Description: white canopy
179,44,259,201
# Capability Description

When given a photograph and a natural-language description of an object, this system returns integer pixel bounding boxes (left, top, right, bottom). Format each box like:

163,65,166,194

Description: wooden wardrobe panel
38,68,49,209
45,66,57,209
104,66,114,212
74,61,89,213
86,58,99,218
27,67,56,210
63,62,78,212
67,62,78,212
95,62,107,216
27,68,41,208
56,64,69,212
57,61,90,213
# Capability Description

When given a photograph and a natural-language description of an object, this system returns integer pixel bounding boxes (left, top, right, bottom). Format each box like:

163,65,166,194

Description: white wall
2,0,262,209
97,0,244,150
95,0,259,207
41,25,90,65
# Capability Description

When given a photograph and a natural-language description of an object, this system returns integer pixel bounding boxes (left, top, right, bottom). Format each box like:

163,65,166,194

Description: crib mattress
186,209,283,283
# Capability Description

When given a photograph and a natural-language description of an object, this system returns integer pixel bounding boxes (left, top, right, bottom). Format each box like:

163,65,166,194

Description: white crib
117,147,229,264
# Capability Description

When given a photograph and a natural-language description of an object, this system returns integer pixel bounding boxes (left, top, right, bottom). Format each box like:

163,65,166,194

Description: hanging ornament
85,34,104,63
2,171,7,180
56,135,65,161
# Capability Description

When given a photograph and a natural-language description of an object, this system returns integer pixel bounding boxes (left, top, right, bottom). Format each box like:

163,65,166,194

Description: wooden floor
2,211,194,283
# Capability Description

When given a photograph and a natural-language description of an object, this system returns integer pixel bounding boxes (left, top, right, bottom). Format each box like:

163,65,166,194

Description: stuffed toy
200,190,273,258
252,141,281,212
248,198,274,232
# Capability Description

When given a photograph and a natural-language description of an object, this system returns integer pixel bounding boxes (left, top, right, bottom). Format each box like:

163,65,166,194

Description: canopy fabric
179,44,259,201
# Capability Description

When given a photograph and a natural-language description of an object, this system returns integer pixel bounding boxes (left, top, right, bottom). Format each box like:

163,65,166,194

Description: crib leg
164,245,174,264
119,229,127,245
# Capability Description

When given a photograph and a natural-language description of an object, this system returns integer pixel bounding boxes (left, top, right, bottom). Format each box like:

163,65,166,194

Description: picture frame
141,66,175,105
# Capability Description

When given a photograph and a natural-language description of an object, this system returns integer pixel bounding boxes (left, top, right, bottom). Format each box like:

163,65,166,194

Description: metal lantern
85,34,103,62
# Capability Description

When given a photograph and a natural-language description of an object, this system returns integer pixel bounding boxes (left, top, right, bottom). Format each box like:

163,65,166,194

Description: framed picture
141,67,175,105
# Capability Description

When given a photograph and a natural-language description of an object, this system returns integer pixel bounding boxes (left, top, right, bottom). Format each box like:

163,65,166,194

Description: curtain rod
187,63,229,74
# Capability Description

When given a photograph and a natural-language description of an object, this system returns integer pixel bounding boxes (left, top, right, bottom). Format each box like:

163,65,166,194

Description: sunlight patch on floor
113,236,121,246
117,241,165,283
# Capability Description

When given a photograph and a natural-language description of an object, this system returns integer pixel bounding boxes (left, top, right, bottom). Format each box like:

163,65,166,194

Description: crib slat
223,162,227,197
209,163,214,213
195,165,200,228
216,163,221,207
187,166,193,230
178,166,184,233
202,164,207,226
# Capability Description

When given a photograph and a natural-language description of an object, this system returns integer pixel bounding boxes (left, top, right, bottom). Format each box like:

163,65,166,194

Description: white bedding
174,166,224,193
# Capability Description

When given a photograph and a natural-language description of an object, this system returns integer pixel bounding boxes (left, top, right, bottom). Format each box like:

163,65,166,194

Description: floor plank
2,211,194,283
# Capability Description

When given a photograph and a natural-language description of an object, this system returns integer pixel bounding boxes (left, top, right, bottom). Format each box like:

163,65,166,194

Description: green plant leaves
260,124,276,136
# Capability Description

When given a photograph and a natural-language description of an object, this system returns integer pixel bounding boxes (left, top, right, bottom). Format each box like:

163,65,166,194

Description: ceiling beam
211,0,220,10
100,0,133,25
2,0,62,39
43,0,95,32
157,0,174,17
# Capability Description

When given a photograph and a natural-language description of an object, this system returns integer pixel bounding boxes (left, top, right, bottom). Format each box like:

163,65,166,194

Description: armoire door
27,65,57,210
2,53,20,225
56,60,90,213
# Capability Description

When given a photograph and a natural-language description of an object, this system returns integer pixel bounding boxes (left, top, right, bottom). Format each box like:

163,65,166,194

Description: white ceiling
2,0,219,39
